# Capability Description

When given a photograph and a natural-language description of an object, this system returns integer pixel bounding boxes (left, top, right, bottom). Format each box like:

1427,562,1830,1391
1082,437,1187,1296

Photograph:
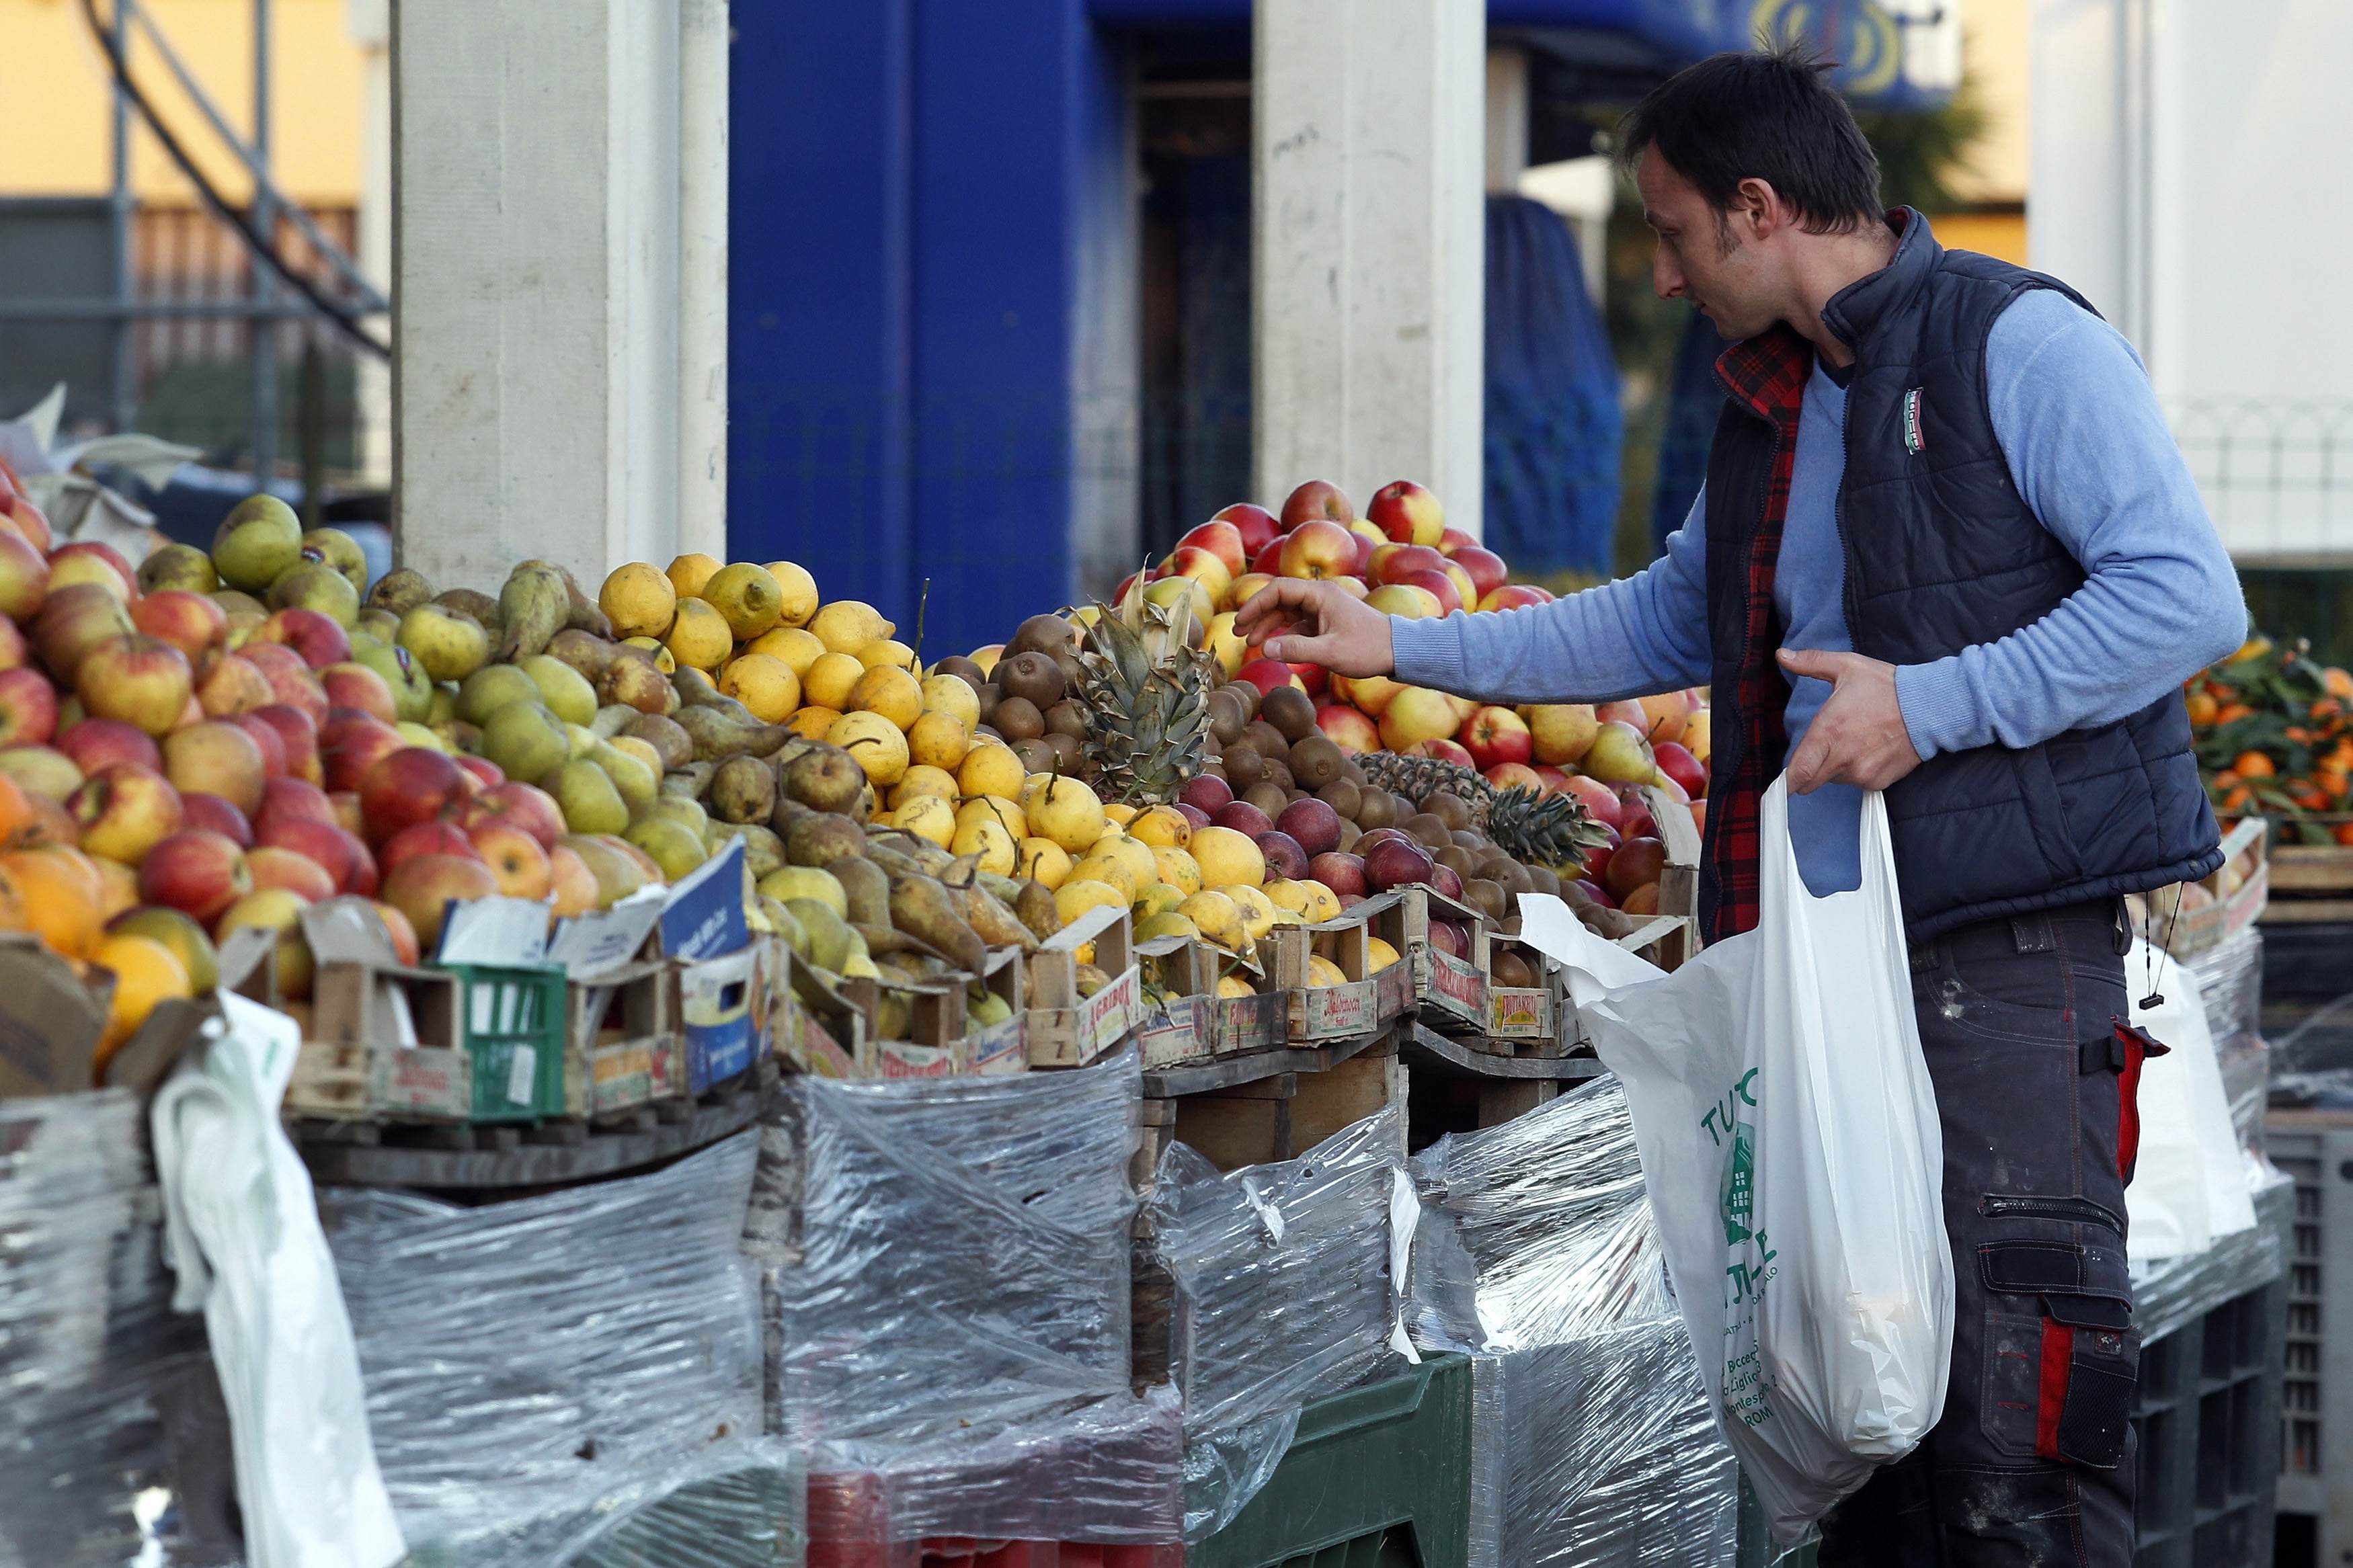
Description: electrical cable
78,0,390,359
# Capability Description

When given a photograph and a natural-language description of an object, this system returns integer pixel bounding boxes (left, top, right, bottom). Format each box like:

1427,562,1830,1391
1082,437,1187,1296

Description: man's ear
1732,177,1780,241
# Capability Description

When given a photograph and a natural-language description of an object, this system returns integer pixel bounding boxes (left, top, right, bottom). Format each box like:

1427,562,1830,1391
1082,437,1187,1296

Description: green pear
458,663,544,727
561,833,645,908
547,758,629,836
138,542,218,595
397,603,489,683
648,796,711,836
590,742,658,821
482,702,569,786
266,561,360,628
565,723,599,759
625,816,708,882
303,528,369,593
353,638,434,721
357,607,402,643
428,684,459,725
521,653,598,728
366,568,434,617
211,495,303,591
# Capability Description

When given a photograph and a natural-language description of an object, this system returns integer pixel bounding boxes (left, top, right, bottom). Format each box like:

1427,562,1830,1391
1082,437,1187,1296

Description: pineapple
1355,750,1609,872
1074,586,1215,806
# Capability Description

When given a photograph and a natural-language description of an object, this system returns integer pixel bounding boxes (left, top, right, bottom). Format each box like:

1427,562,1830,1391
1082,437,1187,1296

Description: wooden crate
2131,816,2271,950
1266,913,1382,1042
1151,1050,1408,1175
1026,905,1142,1068
1480,935,1567,1057
772,951,868,1079
1133,936,1216,1071
965,946,1029,1075
837,972,965,1078
283,960,470,1123
562,957,686,1122
1372,886,1489,1032
2262,815,2353,925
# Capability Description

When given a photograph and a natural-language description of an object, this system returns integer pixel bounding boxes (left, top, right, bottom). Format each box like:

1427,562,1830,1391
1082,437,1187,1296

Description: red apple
1449,547,1509,603
181,792,253,848
319,663,397,725
163,720,266,816
247,844,338,904
1366,479,1445,546
1363,837,1437,892
69,762,184,866
46,540,138,602
379,819,481,878
1278,518,1357,580
1279,479,1353,530
233,643,329,723
329,792,362,837
1595,698,1648,732
253,608,350,669
1211,503,1281,559
1430,867,1466,904
1377,686,1462,751
56,717,161,777
1211,800,1276,840
227,713,288,780
137,829,251,923
1333,673,1404,717
132,590,229,661
455,755,503,790
0,530,50,620
1315,704,1380,753
1638,690,1694,745
1654,741,1706,798
1174,802,1210,832
1533,765,1571,794
443,781,565,849
6,496,51,554
1348,525,1380,577
1408,737,1477,769
1174,520,1248,580
1606,837,1668,903
1163,544,1234,607
369,899,420,966
470,822,553,899
1256,830,1311,882
1392,569,1463,617
322,717,403,794
1308,852,1367,897
195,649,274,716
1458,704,1533,772
1250,536,1285,577
257,778,336,831
35,583,134,682
1234,658,1307,698
1484,762,1546,793
342,831,380,897
1289,661,1328,698
1437,527,1478,555
249,704,321,786
360,748,467,847
1180,774,1233,817
0,667,58,747
0,614,28,671
381,852,499,954
1476,585,1547,613
1371,542,1445,585
1558,774,1622,830
1275,796,1343,857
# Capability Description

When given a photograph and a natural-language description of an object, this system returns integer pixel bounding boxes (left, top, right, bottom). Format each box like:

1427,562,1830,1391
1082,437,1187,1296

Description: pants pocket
1979,1229,2139,1471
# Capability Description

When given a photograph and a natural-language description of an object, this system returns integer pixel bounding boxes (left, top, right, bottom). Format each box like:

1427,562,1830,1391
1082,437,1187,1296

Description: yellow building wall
1932,210,2029,267
0,0,364,204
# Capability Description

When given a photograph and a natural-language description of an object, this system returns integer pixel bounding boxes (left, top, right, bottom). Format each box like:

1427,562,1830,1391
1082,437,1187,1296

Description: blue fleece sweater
1390,290,2247,895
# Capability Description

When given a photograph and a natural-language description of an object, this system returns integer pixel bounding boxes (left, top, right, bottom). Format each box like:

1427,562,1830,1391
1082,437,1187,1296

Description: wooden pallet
2263,839,2353,924
1137,1023,1408,1177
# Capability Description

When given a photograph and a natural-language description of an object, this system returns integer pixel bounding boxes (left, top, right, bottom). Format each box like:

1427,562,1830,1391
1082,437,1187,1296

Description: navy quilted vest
1698,210,2223,942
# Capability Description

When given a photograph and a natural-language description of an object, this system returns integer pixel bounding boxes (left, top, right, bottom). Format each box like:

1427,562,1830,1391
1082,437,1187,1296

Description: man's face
1637,151,1778,339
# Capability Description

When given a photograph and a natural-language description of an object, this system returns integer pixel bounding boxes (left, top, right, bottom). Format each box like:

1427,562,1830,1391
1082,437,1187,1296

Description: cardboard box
679,943,766,1096
1025,904,1140,1067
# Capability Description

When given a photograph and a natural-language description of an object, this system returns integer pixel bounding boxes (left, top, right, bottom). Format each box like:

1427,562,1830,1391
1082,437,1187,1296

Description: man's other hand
1231,578,1397,678
1778,649,1923,793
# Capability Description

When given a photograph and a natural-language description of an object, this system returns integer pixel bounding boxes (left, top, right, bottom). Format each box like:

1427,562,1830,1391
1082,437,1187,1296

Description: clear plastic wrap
1146,1107,1410,1539
2130,1162,2294,1346
2184,927,2272,1155
1408,1076,1740,1568
767,1051,1181,1545
318,1130,764,1552
0,1091,207,1568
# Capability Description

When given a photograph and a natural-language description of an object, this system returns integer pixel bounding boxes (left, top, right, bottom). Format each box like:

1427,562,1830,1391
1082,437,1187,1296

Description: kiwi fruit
1437,844,1480,880
1010,737,1058,774
1201,760,1228,783
1335,820,1362,853
1242,718,1289,758
1490,947,1536,988
1045,698,1090,741
1208,687,1250,744
1526,865,1561,898
1425,790,1472,831
1495,859,1536,895
1560,877,1597,907
933,655,986,693
1286,735,1341,790
1475,850,1517,883
1451,829,1486,852
994,695,1045,743
1355,790,1396,830
1008,612,1077,659
1224,746,1267,788
1405,813,1453,849
1341,756,1367,785
997,650,1066,710
977,683,1002,726
1316,779,1362,819
1044,731,1083,768
1231,681,1263,720
1054,649,1086,692
1466,878,1510,923
1388,791,1419,823
1261,759,1295,794
1244,782,1290,819
1261,685,1317,742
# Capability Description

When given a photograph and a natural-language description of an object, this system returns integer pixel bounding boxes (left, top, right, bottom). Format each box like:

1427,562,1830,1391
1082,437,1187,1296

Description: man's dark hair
1619,41,1882,237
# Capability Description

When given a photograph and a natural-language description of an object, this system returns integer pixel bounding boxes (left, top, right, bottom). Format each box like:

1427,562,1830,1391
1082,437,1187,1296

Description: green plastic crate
1193,1354,1472,1568
446,962,569,1123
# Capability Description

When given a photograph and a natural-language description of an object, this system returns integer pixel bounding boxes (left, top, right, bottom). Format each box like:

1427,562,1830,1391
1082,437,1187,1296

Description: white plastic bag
2122,940,2257,1262
1519,778,1952,1540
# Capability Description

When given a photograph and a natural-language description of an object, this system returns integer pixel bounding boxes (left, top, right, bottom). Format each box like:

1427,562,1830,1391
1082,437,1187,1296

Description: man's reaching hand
1230,578,1397,678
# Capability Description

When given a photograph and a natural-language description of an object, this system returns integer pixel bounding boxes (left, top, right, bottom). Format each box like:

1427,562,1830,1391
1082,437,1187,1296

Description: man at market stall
1234,42,2243,1567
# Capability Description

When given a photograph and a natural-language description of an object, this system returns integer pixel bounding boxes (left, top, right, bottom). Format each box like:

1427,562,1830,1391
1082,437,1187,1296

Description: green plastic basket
1193,1354,1473,1568
446,962,569,1123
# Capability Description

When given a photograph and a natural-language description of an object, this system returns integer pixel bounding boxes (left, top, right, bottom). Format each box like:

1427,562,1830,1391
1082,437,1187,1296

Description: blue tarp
1483,196,1622,579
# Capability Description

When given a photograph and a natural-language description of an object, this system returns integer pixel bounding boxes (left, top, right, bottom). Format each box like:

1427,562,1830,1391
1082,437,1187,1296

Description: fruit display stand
1027,907,1145,1070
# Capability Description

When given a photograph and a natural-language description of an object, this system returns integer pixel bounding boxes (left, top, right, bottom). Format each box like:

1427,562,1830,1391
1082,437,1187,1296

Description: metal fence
2165,397,2353,566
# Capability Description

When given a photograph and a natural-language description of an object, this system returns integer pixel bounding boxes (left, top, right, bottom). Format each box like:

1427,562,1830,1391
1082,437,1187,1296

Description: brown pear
786,813,867,868
888,872,986,974
831,854,892,928
783,743,867,815
710,755,777,823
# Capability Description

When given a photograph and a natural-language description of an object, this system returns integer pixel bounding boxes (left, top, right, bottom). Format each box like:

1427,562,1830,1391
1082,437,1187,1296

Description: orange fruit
2185,692,2218,726
91,933,192,1068
2216,704,2255,725
2336,821,2353,848
2233,751,2276,778
2325,666,2353,700
0,848,102,958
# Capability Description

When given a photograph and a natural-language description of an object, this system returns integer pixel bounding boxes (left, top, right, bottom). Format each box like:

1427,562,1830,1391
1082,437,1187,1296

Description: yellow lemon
907,710,971,772
1019,773,1055,813
847,665,924,730
599,563,677,638
1306,954,1349,988
1138,911,1202,943
892,794,957,848
809,600,888,655
1216,975,1255,1000
1030,776,1106,854
1189,825,1265,889
919,674,980,730
1220,883,1277,940
1151,844,1203,897
93,933,192,1062
665,552,723,602
1053,878,1127,927
827,710,910,786
1070,851,1141,901
1018,837,1073,888
957,795,1026,842
1303,882,1343,923
801,651,865,710
664,597,733,669
1133,882,1185,922
746,624,827,677
762,561,821,628
758,866,846,915
1263,878,1316,915
969,643,1004,676
1086,833,1156,895
949,816,1019,876
789,706,842,741
621,634,677,673
1176,890,1245,950
703,562,785,640
1103,802,1137,827
959,743,1026,801
719,653,802,723
889,765,961,809
1128,804,1191,849
1367,936,1402,973
857,638,918,672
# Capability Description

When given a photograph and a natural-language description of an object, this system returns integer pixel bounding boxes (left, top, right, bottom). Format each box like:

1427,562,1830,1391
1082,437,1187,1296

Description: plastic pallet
2268,1110,2353,1568
1191,1355,1472,1568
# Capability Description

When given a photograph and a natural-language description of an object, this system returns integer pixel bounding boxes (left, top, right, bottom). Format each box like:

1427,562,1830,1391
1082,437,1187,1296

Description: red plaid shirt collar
1706,325,1814,942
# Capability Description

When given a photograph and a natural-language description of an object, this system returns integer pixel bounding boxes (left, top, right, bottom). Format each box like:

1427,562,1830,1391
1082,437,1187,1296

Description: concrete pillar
392,0,690,590
676,0,729,561
1252,0,1486,537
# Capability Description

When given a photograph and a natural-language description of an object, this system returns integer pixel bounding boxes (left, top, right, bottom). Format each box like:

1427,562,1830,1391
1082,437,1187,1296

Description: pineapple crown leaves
1070,569,1215,807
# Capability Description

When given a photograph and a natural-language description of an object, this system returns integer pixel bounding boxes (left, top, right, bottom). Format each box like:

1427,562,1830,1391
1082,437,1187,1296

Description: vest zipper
1977,1194,2124,1233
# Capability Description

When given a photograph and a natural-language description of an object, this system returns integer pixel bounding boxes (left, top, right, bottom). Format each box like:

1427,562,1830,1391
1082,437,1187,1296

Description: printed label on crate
588,1035,681,1112
1299,979,1375,1037
1425,948,1487,1020
1488,987,1552,1038
504,1044,539,1106
660,838,748,962
1374,962,1413,1021
681,946,760,1094
1137,997,1210,1068
873,1038,958,1078
1211,989,1283,1055
966,1016,1027,1075
376,1046,470,1116
1078,964,1142,1059
791,1009,856,1078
